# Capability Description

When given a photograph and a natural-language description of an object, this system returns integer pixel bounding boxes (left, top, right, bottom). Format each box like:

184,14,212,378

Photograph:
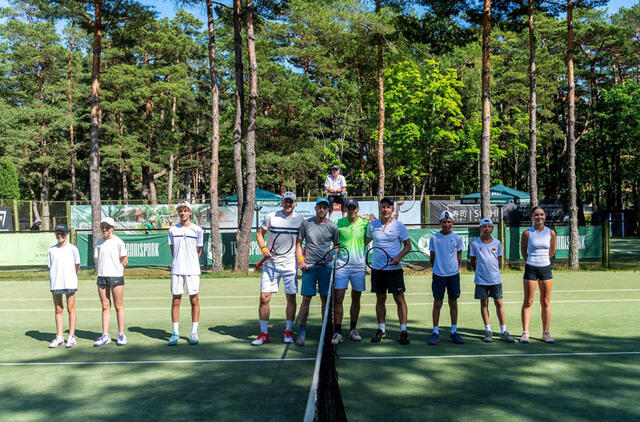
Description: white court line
1,350,639,367
4,288,640,302
4,298,640,312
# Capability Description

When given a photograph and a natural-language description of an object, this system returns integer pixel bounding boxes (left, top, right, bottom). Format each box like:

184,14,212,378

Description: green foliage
0,158,20,199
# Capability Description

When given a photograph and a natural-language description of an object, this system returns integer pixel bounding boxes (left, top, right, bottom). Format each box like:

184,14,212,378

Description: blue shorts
334,268,366,292
432,273,461,300
301,265,332,296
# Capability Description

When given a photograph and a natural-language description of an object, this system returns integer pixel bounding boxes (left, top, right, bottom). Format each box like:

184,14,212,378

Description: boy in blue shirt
428,211,464,345
469,218,515,343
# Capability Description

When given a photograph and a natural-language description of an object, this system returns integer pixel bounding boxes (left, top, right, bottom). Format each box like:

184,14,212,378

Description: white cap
176,200,192,211
34,218,42,224
100,217,116,227
479,217,494,227
283,191,296,201
439,210,454,221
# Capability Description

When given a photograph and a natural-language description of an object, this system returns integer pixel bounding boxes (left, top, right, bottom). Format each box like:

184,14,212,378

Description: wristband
298,256,305,264
261,247,267,253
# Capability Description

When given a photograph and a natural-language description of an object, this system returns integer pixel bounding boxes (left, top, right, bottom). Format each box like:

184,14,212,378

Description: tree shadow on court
74,329,102,341
128,326,172,341
24,330,54,343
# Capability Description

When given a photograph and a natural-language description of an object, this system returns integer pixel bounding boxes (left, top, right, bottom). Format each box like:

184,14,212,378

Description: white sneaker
66,335,77,348
116,333,127,346
331,332,344,344
49,336,65,348
188,332,199,345
349,329,362,341
94,334,111,347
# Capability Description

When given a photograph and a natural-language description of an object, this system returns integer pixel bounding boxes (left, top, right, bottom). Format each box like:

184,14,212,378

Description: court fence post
602,217,610,268
13,199,19,231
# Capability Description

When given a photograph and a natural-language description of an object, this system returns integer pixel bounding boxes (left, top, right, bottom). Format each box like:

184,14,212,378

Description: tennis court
2,271,640,421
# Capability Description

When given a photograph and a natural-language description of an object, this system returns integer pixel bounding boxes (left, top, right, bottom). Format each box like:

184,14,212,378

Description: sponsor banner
0,206,14,231
0,232,53,266
429,200,569,225
504,225,602,260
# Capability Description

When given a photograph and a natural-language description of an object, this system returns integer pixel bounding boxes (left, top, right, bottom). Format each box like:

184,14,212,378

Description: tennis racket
256,232,295,268
366,247,430,271
311,247,349,270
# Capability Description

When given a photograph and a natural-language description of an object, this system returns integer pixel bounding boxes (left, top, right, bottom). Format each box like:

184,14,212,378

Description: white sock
191,321,199,334
172,322,179,334
500,325,506,334
378,323,386,332
432,326,439,334
286,320,293,330
400,324,407,331
259,320,268,334
451,324,457,334
485,324,491,332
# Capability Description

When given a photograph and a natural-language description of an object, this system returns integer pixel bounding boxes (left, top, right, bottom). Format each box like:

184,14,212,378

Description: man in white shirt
470,218,514,343
94,217,128,347
252,192,304,346
324,165,347,217
168,201,204,346
47,224,80,348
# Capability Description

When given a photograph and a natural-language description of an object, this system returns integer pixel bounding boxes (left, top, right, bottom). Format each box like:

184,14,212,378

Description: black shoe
399,330,410,345
371,329,387,343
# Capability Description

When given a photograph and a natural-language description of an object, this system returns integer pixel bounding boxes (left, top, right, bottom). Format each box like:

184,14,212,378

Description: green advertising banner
407,227,480,260
504,225,602,260
0,232,54,266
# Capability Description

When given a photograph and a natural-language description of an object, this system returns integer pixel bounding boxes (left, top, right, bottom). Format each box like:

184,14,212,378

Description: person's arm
324,176,334,194
296,238,308,270
257,227,271,258
196,246,202,258
430,250,435,267
390,238,411,265
549,229,557,257
196,228,204,258
470,256,476,270
521,230,529,261
497,255,503,269
340,176,347,193
121,256,128,268
119,239,128,268
457,250,462,268
469,243,476,270
457,236,463,268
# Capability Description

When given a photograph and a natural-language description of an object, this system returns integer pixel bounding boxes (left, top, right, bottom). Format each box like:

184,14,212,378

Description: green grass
1,272,640,421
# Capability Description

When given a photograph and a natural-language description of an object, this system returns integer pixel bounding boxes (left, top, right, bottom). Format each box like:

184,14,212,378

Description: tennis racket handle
256,256,268,268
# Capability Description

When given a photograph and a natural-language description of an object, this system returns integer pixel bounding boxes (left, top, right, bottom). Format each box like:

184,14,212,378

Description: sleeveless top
526,226,551,267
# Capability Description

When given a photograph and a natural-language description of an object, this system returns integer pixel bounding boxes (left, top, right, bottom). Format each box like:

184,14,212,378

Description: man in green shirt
332,198,370,343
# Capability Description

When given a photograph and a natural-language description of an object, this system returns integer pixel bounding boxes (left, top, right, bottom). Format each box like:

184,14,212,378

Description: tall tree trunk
528,0,539,207
168,154,174,203
90,1,103,253
232,0,245,237
480,0,492,218
67,36,77,204
375,0,385,200
206,0,223,273
235,0,258,274
567,0,579,269
120,163,128,204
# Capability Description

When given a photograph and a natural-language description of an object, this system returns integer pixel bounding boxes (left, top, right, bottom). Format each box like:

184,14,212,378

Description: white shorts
334,268,366,292
260,263,298,295
171,274,200,296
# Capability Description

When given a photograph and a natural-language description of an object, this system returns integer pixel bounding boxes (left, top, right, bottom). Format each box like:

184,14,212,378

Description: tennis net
302,267,347,422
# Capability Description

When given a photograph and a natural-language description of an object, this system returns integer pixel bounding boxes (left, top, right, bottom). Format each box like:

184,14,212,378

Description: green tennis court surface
2,272,640,421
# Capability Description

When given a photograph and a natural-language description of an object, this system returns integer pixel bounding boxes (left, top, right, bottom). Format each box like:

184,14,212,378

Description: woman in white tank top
520,206,557,344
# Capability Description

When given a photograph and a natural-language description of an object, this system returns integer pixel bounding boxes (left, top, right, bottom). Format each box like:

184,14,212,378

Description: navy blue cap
345,198,359,208
54,223,70,233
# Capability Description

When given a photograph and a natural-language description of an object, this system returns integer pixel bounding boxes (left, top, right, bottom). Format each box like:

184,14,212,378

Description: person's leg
539,279,553,332
495,298,506,327
432,299,443,327
521,280,537,333
189,294,200,336
392,293,408,325
52,293,64,337
98,286,111,334
448,298,458,325
320,294,328,319
66,293,77,337
285,293,296,322
350,290,362,330
258,293,271,322
448,274,461,328
298,295,312,326
375,292,387,325
480,298,490,326
112,284,125,334
334,289,346,328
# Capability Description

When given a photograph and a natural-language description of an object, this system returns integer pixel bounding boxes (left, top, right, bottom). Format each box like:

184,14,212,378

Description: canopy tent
460,184,531,205
220,188,282,206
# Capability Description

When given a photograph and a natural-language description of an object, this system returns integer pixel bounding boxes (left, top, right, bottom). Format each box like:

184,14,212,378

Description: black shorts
328,195,345,212
371,269,405,294
97,276,125,287
523,264,553,281
474,284,503,300
51,289,77,295
432,273,461,300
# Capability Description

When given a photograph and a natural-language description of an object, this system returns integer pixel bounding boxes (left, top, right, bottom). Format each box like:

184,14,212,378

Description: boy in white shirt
470,218,514,343
428,211,464,345
168,201,204,346
93,217,128,347
47,224,81,348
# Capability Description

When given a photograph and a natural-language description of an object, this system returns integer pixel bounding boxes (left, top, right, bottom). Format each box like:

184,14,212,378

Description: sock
400,324,407,331
350,321,357,331
299,324,306,334
172,322,179,334
451,324,457,334
485,324,491,332
259,320,268,334
334,323,342,334
378,323,386,332
286,320,293,331
433,326,439,334
500,325,506,334
118,332,124,337
191,321,199,334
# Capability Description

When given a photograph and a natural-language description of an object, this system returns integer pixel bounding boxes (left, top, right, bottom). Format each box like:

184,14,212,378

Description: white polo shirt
429,231,464,277
95,235,127,277
168,223,204,275
324,174,346,195
48,243,80,290
261,210,304,268
469,237,503,285
366,218,410,271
